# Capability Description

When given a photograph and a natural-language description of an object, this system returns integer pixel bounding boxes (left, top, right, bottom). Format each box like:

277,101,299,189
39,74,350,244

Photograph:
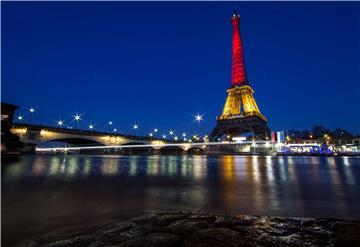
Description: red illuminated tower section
210,10,270,141
231,10,248,86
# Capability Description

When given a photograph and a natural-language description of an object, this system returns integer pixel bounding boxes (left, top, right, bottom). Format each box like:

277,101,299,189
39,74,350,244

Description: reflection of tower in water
221,156,238,207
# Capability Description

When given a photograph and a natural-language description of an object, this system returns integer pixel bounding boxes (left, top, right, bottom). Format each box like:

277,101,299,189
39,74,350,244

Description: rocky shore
19,211,360,247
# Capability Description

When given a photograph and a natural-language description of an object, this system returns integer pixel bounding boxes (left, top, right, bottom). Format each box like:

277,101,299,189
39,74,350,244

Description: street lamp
162,135,166,139
57,120,64,128
18,115,23,122
108,121,113,132
133,124,139,135
29,107,35,124
169,130,174,136
114,128,117,132
74,114,81,129
195,114,203,123
89,124,94,131
154,128,158,133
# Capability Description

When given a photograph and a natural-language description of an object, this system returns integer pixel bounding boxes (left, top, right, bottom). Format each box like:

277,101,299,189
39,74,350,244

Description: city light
89,124,94,130
57,120,64,127
114,128,117,132
182,133,186,137
195,114,203,123
169,130,174,135
73,114,81,129
174,136,178,141
18,115,23,120
74,114,81,121
162,135,166,139
133,124,139,136
154,128,158,133
29,108,35,124
149,133,153,137
109,121,112,125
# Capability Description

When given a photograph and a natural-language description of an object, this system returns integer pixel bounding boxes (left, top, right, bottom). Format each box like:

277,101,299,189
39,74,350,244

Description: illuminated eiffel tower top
231,9,248,87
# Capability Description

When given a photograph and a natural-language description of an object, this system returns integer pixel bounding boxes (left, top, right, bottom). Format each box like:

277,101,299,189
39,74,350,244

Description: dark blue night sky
2,2,360,136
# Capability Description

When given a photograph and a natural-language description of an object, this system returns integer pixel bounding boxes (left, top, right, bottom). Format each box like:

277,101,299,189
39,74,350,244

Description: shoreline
18,211,360,247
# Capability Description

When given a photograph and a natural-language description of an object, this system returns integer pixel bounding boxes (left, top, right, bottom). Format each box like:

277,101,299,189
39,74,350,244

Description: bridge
11,123,164,147
10,123,270,154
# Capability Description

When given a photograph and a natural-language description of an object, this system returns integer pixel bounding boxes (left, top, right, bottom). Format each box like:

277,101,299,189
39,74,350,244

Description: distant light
74,114,81,121
57,120,64,127
109,121,113,125
149,133,153,137
174,136,178,141
154,128,158,133
169,130,174,135
133,124,139,129
89,124,94,129
195,114,203,122
18,116,23,120
162,135,166,139
182,133,186,137
114,128,117,132
30,108,35,113
184,138,187,141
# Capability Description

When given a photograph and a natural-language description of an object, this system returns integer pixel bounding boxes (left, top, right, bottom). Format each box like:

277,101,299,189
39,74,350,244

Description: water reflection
2,155,360,221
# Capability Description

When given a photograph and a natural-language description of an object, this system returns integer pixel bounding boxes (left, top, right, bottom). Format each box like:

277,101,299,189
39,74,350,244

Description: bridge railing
12,123,162,141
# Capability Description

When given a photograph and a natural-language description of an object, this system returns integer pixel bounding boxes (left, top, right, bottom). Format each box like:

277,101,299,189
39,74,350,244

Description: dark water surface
2,154,360,244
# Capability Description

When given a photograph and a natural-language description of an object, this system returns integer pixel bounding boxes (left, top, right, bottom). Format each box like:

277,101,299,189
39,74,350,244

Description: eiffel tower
210,10,270,141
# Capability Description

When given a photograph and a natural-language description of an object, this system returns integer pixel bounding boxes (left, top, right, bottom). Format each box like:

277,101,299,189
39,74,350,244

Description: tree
311,125,330,138
332,128,353,140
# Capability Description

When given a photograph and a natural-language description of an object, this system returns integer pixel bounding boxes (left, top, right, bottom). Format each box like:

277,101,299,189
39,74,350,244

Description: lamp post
57,120,64,128
74,114,81,129
108,121,113,133
133,124,139,136
29,108,35,124
18,115,23,122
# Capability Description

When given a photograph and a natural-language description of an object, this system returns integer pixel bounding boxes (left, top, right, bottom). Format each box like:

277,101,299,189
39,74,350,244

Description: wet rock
183,227,248,247
16,212,360,247
142,233,181,247
96,221,135,236
131,214,159,225
212,215,249,228
163,219,209,235
48,235,95,247
301,218,316,227
331,222,360,246
101,227,142,244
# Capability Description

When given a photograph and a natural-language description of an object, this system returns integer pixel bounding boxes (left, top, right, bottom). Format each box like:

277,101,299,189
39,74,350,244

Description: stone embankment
19,211,360,247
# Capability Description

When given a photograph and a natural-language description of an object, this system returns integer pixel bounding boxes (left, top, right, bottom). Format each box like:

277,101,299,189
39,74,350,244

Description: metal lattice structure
210,10,270,141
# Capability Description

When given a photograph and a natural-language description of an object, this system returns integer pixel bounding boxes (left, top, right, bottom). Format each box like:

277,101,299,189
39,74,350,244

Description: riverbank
18,211,360,247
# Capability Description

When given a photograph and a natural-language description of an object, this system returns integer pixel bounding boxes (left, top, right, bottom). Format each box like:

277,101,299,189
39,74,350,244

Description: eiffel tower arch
210,10,270,141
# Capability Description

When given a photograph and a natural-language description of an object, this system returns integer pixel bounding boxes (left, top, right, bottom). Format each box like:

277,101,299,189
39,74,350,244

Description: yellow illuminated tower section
210,10,270,140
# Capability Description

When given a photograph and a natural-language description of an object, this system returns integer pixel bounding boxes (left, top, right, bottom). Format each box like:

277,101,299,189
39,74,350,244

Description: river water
2,154,360,244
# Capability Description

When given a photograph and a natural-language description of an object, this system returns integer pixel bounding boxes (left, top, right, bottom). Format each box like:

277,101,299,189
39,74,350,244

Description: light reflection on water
2,154,360,243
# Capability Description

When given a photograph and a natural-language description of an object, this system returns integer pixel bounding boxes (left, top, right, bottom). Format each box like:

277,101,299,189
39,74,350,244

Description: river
2,154,360,245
